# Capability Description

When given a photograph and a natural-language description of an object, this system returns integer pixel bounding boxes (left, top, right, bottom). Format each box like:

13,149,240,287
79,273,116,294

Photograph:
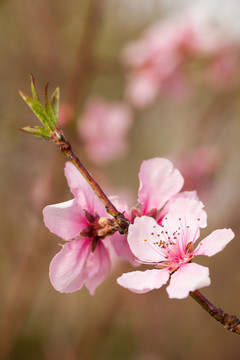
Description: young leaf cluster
20,75,60,140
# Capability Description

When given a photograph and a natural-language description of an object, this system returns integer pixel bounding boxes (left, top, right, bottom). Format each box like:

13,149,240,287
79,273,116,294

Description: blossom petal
117,268,169,293
49,238,91,293
166,263,210,299
64,162,106,215
110,232,135,264
85,241,111,295
43,199,88,240
160,198,208,248
64,161,86,198
164,197,207,228
158,190,199,222
128,216,167,263
109,196,130,219
195,229,234,257
138,158,184,214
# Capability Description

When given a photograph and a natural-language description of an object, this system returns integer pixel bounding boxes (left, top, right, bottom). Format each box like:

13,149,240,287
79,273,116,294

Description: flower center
146,218,198,271
80,210,120,251
130,207,158,222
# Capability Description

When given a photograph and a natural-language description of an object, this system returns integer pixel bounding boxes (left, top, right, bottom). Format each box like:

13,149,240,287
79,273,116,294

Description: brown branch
51,127,130,234
190,290,240,334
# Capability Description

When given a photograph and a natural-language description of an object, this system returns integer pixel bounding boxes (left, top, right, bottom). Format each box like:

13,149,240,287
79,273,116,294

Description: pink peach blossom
43,162,131,294
78,97,133,165
117,200,234,298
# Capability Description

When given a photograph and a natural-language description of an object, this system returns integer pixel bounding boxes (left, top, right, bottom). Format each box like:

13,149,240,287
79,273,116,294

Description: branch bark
190,290,240,334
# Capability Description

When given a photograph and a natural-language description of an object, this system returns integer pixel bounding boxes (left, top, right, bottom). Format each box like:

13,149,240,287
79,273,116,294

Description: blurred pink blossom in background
58,102,74,127
173,146,222,197
78,97,133,165
30,166,53,210
122,8,239,108
206,47,239,89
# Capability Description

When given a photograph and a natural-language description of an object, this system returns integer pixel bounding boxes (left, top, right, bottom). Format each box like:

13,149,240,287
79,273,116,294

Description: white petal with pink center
128,214,200,266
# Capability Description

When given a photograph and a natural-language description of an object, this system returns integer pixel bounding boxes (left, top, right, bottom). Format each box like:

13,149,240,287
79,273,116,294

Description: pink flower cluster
122,10,239,108
43,158,234,298
78,97,133,165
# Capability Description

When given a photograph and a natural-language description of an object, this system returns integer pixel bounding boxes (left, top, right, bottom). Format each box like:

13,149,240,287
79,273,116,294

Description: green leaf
51,87,60,121
20,76,60,134
30,74,39,102
45,83,57,127
20,125,51,139
19,91,54,132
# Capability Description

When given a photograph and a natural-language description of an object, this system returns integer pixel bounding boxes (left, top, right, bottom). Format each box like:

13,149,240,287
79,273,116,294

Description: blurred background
1,0,240,359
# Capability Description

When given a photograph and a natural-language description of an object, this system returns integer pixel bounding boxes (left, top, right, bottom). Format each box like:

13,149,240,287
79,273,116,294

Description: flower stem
190,290,240,334
51,127,130,234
